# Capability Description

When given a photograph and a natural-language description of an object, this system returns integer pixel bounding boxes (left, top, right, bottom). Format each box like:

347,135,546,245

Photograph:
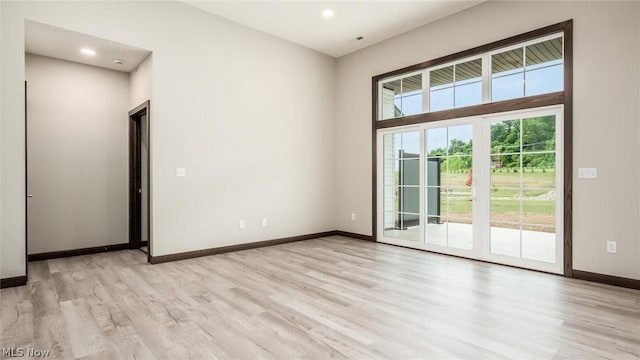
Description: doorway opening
24,21,153,267
129,101,151,262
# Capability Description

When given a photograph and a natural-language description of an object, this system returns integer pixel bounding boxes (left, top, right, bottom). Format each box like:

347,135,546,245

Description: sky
392,61,563,117
388,59,562,156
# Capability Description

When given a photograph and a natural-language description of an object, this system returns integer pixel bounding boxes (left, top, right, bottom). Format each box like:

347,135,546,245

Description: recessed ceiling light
113,59,125,65
322,9,334,18
80,48,96,56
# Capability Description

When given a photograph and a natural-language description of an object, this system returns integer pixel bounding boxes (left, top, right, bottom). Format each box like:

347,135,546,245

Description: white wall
335,1,640,280
7,1,637,282
25,54,130,254
130,54,152,109
1,1,336,278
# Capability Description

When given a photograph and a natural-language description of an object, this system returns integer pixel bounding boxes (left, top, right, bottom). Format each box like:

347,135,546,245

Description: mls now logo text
2,347,51,357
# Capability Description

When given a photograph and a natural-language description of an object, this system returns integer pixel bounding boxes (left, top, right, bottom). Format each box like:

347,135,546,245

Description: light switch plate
351,213,356,221
606,241,617,254
176,168,186,177
239,220,245,229
577,168,597,179
262,218,268,227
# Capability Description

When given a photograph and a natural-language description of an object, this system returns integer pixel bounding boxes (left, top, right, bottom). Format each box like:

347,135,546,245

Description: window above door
377,33,563,122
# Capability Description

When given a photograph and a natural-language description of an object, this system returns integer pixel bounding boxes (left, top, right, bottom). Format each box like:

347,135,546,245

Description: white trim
555,108,564,273
377,81,383,120
418,125,426,247
422,69,430,114
522,45,527,96
479,115,491,260
452,63,457,107
481,54,491,104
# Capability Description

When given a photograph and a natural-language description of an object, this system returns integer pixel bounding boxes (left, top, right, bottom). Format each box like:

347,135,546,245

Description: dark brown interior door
129,116,142,247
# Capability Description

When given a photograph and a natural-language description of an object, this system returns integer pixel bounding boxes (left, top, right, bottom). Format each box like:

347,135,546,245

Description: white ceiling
25,21,151,73
184,1,483,58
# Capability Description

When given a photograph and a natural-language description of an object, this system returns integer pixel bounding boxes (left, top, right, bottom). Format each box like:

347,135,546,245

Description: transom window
380,73,422,120
430,58,482,111
491,37,563,101
377,34,564,121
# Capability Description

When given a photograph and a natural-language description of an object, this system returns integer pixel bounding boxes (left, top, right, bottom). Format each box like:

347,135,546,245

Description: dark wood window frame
371,20,573,277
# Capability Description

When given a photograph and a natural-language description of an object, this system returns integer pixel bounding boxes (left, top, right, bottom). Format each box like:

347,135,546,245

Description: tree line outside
422,116,557,231
426,116,556,173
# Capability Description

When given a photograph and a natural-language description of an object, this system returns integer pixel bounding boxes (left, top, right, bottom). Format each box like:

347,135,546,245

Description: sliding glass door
382,130,421,242
424,122,477,252
377,106,563,273
485,111,563,272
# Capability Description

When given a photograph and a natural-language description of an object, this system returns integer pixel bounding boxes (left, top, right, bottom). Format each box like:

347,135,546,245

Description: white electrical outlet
239,220,245,229
351,213,356,221
578,168,597,179
176,167,186,177
262,218,268,227
606,241,617,254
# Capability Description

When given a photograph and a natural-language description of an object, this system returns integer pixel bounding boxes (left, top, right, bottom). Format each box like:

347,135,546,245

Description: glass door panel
377,107,562,274
382,131,420,242
425,124,474,250
489,115,557,263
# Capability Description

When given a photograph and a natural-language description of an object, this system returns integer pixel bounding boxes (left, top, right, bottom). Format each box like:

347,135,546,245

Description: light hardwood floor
1,236,639,359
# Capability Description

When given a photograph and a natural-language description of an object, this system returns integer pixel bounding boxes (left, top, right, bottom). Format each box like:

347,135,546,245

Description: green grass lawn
444,168,555,188
447,198,553,214
433,169,556,220
392,169,556,222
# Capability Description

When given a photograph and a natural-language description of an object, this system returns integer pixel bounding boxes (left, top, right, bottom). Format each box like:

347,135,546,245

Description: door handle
27,194,33,198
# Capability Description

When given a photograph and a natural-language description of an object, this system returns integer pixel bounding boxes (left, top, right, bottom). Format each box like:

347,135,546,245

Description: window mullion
399,78,404,116
522,46,527,97
423,70,430,113
378,81,383,120
452,64,457,109
482,54,491,104
519,119,524,259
